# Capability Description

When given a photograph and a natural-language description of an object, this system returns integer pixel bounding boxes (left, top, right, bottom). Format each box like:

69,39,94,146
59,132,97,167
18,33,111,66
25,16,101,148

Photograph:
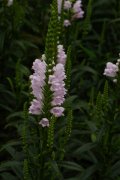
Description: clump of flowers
103,54,120,82
29,44,67,126
57,0,84,27
72,0,84,19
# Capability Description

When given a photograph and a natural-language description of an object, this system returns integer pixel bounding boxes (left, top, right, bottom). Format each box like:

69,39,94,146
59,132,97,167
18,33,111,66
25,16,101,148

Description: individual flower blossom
73,0,82,13
64,0,72,10
29,58,47,115
32,59,46,76
30,75,43,99
51,96,65,106
72,0,84,19
64,19,71,27
7,0,13,6
57,45,67,65
72,10,84,19
50,107,64,117
39,118,49,127
103,62,118,78
49,63,67,117
29,99,42,115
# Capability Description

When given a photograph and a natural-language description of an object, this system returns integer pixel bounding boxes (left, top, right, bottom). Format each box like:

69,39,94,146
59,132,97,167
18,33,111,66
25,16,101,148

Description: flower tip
39,118,49,127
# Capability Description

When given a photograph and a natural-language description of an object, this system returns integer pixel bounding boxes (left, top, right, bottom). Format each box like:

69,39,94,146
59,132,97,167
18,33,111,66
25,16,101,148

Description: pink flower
39,118,49,127
103,62,118,77
64,1,72,10
72,10,84,19
32,59,46,76
72,0,84,19
29,99,41,115
30,75,44,100
51,97,65,106
73,0,82,12
53,89,66,97
57,45,67,65
50,107,64,117
64,20,71,27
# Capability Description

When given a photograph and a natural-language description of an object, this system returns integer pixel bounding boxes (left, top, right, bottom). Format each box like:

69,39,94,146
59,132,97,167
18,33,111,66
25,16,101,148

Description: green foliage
82,0,93,36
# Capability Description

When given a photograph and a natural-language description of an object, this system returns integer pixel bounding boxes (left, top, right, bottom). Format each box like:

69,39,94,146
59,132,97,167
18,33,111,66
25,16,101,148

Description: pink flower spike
39,118,49,127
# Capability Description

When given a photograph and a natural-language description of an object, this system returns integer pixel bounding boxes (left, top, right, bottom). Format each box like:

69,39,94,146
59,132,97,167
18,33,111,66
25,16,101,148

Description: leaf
73,143,96,155
6,77,15,92
85,120,97,132
79,44,96,59
0,173,17,180
64,95,77,107
6,111,23,121
0,161,22,172
59,161,84,172
0,141,21,153
0,104,13,112
50,161,63,179
65,165,97,180
79,165,97,180
110,160,120,178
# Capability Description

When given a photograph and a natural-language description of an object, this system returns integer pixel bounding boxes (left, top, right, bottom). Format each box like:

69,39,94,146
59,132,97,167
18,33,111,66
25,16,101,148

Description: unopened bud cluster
57,0,84,27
